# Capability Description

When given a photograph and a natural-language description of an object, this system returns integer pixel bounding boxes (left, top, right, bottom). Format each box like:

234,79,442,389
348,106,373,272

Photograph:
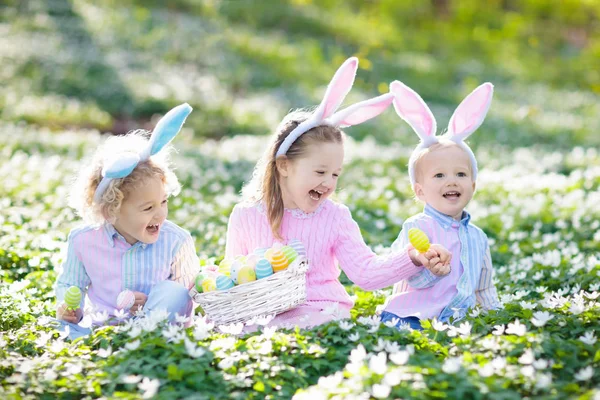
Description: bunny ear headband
389,81,494,186
93,103,193,203
276,57,394,157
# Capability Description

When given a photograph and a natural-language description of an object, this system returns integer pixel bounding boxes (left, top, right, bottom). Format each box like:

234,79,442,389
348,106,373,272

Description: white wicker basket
190,257,309,325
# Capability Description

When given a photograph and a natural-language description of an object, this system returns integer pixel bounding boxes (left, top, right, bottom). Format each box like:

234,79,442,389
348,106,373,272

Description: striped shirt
384,204,501,322
55,220,199,315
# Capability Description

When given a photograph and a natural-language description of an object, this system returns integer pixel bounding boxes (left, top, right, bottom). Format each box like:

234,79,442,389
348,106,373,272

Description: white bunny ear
390,80,437,144
447,82,493,141
314,57,358,120
327,93,394,127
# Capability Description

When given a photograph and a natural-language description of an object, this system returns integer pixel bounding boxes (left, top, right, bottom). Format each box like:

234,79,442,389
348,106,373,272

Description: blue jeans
57,280,192,340
380,311,423,331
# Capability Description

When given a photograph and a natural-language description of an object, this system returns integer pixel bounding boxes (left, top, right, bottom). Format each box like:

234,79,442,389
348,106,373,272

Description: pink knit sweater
225,199,423,328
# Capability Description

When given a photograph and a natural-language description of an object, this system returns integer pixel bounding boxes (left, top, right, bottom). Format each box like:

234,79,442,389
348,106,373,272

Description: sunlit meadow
1,0,600,399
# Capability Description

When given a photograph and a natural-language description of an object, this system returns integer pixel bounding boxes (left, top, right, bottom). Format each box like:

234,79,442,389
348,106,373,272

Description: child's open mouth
443,191,461,199
309,190,324,201
146,223,160,235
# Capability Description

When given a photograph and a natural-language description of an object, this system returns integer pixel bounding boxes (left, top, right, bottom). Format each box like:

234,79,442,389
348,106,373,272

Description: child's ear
472,180,477,192
275,156,290,178
413,183,426,201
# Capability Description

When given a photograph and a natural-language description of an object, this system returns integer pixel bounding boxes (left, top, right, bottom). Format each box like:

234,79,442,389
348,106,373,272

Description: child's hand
408,244,452,276
56,303,83,324
130,291,148,313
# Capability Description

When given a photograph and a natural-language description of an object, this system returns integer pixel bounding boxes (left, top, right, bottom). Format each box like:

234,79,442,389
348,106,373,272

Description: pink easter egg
116,289,136,310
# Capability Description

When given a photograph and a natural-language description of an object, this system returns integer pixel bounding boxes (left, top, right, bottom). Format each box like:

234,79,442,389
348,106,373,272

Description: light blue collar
423,204,471,230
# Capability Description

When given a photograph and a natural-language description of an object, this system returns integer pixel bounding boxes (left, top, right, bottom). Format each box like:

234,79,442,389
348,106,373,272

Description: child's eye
316,171,325,175
144,206,153,212
457,172,467,177
333,174,339,178
434,173,444,178
162,199,168,205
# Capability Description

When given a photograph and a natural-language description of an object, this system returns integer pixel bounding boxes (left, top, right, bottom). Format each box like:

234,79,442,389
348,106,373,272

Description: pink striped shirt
384,204,501,322
55,221,199,316
225,200,423,326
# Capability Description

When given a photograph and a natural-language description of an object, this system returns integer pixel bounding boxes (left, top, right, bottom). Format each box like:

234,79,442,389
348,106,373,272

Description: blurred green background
1,0,599,148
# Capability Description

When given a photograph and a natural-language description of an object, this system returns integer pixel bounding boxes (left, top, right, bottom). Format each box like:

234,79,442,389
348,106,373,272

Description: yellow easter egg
270,250,289,273
201,278,217,292
218,259,233,277
237,265,257,284
408,228,430,253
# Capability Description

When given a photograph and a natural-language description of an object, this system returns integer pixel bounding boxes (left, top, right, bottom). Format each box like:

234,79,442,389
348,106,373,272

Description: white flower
520,301,536,310
348,332,360,342
383,317,400,328
373,338,388,352
469,307,481,318
518,349,534,365
569,301,585,315
124,340,141,351
369,352,388,375
138,377,160,399
218,322,244,335
184,339,206,358
128,326,142,339
451,308,462,320
533,359,548,370
492,324,505,336
78,315,93,329
174,313,190,325
431,318,448,332
535,372,552,389
574,366,594,381
258,341,273,355
113,309,128,320
531,311,554,327
218,357,235,370
491,357,507,371
254,314,275,326
372,383,391,399
536,286,548,293
506,319,527,336
479,363,494,377
321,302,342,319
97,346,112,358
383,369,403,386
162,325,181,341
456,322,472,337
261,326,277,340
92,311,110,324
122,375,142,384
579,332,597,345
389,350,409,366
521,365,535,378
50,340,66,353
349,345,367,365
338,320,354,331
442,357,462,374
585,291,600,300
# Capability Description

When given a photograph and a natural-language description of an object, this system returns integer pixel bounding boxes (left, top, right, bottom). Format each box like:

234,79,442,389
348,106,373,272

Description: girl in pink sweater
225,58,451,329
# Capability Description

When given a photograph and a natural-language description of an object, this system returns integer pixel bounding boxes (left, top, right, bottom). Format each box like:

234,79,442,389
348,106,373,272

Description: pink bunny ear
327,93,394,127
314,57,358,120
389,80,437,143
447,82,493,141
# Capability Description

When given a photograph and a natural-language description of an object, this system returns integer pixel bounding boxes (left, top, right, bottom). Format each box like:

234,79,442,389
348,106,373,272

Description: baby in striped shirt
381,81,502,330
54,104,199,340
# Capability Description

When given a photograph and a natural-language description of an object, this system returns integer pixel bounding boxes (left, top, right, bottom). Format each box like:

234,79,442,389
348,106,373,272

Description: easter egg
408,227,430,253
201,264,219,278
218,259,233,277
216,275,235,291
264,248,275,261
229,260,244,285
64,286,82,310
237,265,257,284
255,258,274,279
289,239,307,258
270,250,289,273
281,245,298,264
116,289,136,310
201,278,217,293
271,242,284,251
194,273,207,291
245,254,259,269
254,247,269,257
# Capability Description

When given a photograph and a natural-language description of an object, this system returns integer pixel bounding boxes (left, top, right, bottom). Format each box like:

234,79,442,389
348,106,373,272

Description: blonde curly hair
69,130,181,225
